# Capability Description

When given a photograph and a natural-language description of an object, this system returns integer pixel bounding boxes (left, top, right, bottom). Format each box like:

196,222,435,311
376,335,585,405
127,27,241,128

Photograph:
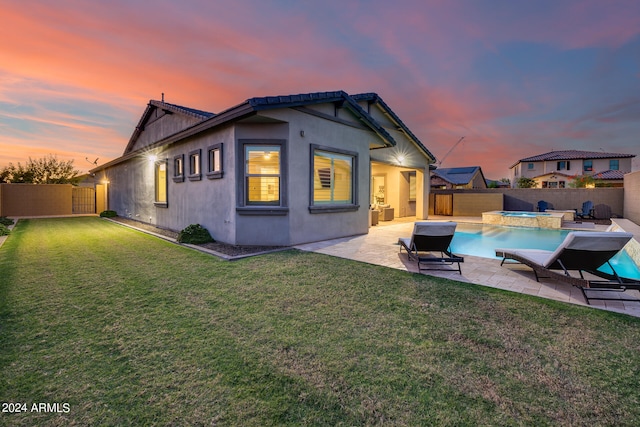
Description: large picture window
245,145,281,205
310,145,358,213
154,160,167,206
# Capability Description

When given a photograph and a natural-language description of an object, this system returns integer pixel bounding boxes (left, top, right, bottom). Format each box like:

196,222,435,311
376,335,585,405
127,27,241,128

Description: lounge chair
496,231,640,304
399,222,464,273
575,201,594,219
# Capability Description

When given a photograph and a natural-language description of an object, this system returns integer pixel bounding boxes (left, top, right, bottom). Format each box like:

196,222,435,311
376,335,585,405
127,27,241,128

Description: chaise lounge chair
496,231,640,304
399,222,464,274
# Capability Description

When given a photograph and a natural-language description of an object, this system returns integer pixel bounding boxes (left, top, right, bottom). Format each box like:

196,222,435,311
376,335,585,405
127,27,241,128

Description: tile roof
351,93,436,162
518,149,635,162
592,170,627,180
93,90,433,172
149,100,215,120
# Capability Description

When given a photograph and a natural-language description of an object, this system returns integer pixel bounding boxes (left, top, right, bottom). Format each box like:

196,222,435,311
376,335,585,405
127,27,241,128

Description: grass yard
1,217,640,426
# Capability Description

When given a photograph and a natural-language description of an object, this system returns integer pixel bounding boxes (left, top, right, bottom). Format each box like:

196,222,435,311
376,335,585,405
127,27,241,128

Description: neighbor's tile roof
592,170,627,180
519,150,635,162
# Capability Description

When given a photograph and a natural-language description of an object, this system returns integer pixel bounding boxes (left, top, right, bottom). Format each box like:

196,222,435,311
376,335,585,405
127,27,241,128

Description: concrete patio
296,216,640,318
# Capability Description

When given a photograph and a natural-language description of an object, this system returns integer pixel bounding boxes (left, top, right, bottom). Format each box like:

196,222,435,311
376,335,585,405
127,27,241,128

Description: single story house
510,149,635,188
91,91,436,246
430,166,487,190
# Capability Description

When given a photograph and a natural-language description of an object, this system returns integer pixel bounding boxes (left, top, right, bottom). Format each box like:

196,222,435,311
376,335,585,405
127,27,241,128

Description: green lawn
1,217,639,426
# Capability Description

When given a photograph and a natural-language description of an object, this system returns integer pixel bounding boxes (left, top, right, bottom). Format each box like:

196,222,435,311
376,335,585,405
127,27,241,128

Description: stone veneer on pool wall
482,211,565,229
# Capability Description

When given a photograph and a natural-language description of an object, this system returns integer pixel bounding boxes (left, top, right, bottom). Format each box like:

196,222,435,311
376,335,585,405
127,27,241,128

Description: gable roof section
432,166,483,185
247,91,398,149
123,100,215,154
512,150,635,168
352,93,436,162
92,91,430,172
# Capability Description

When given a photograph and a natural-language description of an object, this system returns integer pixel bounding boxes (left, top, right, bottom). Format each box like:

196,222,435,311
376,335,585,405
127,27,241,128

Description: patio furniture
537,200,553,212
373,204,395,221
496,231,640,305
575,201,595,219
370,209,379,226
399,222,464,273
593,204,612,220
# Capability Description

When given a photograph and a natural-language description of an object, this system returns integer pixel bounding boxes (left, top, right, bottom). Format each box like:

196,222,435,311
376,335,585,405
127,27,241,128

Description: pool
450,223,640,280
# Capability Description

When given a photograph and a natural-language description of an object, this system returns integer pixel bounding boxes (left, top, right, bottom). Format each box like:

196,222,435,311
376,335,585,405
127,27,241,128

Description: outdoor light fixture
148,154,158,162
397,155,405,164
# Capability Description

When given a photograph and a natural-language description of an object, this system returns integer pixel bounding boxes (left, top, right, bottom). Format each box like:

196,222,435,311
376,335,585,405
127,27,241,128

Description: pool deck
296,216,640,318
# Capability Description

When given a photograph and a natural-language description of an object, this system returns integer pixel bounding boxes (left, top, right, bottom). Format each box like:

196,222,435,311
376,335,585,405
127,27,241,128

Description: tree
0,155,81,185
569,174,596,188
516,177,537,188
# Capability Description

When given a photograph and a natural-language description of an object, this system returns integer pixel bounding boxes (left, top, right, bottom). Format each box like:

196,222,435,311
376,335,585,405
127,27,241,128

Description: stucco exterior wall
430,188,624,217
131,108,204,152
0,184,73,216
624,171,640,224
452,193,503,216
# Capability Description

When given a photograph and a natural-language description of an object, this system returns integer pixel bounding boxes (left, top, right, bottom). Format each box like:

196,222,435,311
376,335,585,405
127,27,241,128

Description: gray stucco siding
130,109,204,153
268,108,371,245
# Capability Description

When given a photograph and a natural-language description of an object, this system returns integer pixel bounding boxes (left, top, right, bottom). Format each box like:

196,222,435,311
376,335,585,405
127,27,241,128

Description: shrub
177,224,214,244
0,216,14,226
0,224,10,236
99,210,118,218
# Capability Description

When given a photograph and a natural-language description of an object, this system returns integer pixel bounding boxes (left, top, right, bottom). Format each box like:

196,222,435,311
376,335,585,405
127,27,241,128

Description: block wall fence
624,171,640,225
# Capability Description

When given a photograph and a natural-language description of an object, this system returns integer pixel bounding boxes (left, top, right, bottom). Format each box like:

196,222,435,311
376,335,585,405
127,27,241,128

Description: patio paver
296,220,640,318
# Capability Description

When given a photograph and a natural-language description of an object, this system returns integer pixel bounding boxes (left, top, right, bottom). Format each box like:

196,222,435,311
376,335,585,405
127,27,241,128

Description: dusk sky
1,0,639,179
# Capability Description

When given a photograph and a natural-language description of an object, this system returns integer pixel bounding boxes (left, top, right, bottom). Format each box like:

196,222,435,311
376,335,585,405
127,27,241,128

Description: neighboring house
91,91,436,246
430,166,487,190
510,150,636,188
485,178,509,188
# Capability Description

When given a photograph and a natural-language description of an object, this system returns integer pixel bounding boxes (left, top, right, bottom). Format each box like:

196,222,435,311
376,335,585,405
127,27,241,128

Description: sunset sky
1,0,639,179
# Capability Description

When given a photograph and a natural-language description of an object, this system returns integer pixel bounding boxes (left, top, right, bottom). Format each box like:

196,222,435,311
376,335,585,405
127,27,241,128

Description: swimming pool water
450,223,640,280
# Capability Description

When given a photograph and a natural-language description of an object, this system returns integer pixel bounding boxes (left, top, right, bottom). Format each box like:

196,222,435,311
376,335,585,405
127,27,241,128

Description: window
409,172,417,201
610,159,619,170
527,163,534,170
173,154,184,183
206,143,223,179
583,160,593,172
154,160,167,206
310,145,358,213
548,181,558,188
559,181,565,188
557,161,570,171
189,149,201,181
542,181,548,188
245,145,281,205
